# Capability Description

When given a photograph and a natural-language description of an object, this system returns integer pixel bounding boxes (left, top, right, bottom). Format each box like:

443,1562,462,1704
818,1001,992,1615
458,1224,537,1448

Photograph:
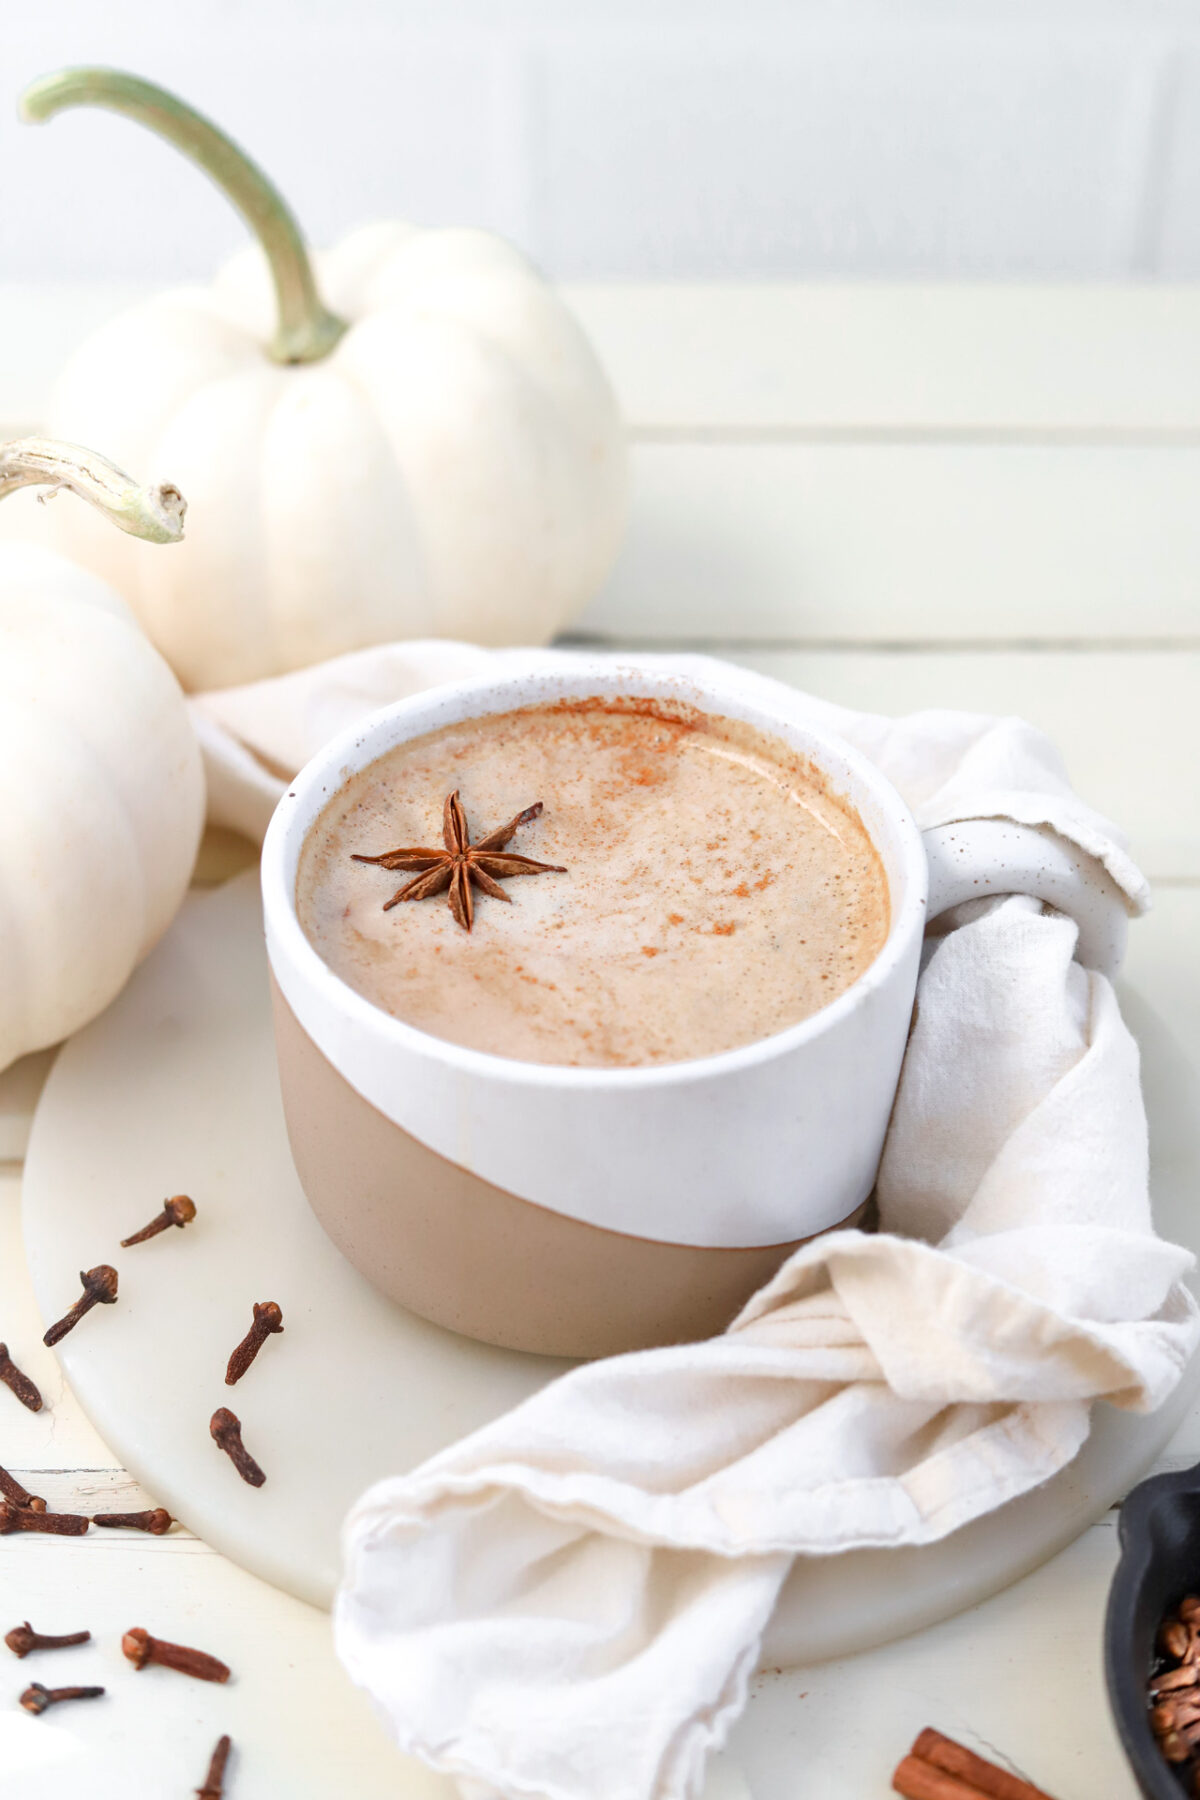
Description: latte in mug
296,698,890,1068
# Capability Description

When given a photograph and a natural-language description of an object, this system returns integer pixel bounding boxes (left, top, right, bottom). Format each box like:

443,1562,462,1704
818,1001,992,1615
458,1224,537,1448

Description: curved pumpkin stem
21,68,348,366
0,438,186,544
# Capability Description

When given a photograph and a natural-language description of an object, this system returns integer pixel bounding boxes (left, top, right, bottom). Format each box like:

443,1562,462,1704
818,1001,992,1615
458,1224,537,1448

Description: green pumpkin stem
0,438,186,543
21,67,348,366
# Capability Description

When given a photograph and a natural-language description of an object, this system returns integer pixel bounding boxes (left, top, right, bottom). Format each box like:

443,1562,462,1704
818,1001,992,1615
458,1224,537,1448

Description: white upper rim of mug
261,659,930,1092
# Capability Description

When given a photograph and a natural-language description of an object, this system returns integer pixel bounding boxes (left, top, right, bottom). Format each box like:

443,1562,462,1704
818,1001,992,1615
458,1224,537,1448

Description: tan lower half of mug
272,977,867,1359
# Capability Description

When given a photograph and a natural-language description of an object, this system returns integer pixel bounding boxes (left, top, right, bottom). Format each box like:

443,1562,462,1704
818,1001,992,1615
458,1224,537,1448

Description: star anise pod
353,791,566,931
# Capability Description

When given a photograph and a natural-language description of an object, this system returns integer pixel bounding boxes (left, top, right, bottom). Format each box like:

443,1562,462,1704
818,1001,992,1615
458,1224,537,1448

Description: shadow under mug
261,659,1132,1358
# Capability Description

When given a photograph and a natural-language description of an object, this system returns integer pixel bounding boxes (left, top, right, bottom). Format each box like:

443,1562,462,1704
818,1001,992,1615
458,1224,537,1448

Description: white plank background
10,4,1200,286
581,443,1200,642
11,282,1200,434
1,279,1199,1797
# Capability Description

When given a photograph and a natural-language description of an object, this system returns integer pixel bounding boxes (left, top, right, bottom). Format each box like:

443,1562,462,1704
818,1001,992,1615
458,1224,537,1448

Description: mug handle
922,819,1130,977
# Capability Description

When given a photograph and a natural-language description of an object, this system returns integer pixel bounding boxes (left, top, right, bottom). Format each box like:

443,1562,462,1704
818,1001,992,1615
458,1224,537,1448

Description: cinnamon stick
893,1756,994,1800
896,1730,1059,1800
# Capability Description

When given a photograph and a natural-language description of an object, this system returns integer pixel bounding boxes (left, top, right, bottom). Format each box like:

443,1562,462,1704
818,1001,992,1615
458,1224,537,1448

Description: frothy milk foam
295,700,890,1068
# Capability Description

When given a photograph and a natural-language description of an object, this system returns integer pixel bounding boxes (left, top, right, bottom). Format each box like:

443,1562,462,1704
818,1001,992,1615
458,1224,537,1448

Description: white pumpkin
0,439,203,1073
24,69,628,693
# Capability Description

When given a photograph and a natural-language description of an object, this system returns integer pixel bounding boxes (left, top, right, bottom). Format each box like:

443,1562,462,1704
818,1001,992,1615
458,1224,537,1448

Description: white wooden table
2,283,1200,1798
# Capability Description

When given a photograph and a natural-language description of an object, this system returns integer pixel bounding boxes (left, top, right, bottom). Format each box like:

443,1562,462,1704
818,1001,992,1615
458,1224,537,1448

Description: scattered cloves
196,1733,233,1799
91,1507,174,1535
225,1300,284,1385
210,1407,266,1487
20,1681,104,1714
0,1344,42,1413
122,1627,230,1684
42,1265,118,1348
120,1193,196,1247
0,1500,88,1536
0,1465,45,1514
5,1622,91,1659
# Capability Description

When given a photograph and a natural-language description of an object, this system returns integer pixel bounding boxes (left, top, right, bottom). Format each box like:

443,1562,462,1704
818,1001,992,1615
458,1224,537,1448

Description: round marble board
21,869,1200,1667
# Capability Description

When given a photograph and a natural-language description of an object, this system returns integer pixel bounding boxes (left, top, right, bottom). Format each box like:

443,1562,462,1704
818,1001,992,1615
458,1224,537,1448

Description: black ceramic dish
1106,1459,1200,1799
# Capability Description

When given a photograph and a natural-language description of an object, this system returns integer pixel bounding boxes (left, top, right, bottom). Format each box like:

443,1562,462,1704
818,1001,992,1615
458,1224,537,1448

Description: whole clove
0,1344,42,1412
0,1465,45,1513
92,1507,173,1535
121,1193,196,1247
122,1627,230,1684
196,1733,233,1799
20,1681,104,1714
0,1499,88,1537
42,1265,118,1348
210,1407,266,1486
224,1300,283,1385
5,1622,91,1658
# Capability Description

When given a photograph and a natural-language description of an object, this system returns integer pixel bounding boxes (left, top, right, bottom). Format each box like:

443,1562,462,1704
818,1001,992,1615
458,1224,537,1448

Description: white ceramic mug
261,657,1129,1357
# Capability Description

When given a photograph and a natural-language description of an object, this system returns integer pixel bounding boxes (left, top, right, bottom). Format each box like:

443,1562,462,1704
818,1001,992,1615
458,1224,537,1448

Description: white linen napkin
190,646,1198,1800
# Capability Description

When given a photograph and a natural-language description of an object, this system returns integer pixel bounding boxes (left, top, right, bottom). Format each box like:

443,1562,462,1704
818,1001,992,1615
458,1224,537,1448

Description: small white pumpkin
0,439,203,1073
24,69,628,693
